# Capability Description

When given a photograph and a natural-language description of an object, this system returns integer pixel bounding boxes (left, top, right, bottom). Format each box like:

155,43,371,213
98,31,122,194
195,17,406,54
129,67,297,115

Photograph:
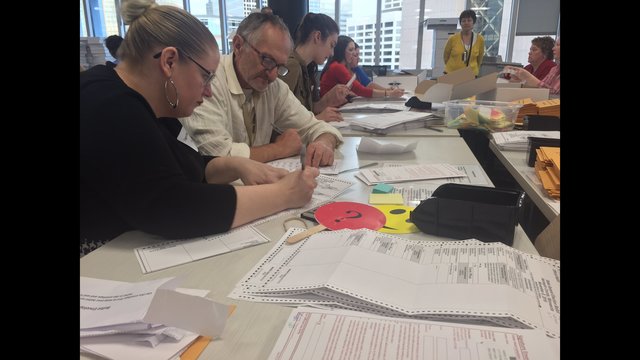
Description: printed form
268,308,559,360
231,229,560,338
356,163,466,184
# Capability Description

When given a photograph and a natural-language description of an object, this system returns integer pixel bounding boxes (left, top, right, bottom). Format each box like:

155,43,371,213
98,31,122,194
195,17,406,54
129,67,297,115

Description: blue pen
300,145,306,170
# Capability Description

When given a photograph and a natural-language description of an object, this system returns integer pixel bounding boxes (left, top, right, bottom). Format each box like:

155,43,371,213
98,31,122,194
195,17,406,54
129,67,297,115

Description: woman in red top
320,35,404,99
523,36,556,80
505,37,560,96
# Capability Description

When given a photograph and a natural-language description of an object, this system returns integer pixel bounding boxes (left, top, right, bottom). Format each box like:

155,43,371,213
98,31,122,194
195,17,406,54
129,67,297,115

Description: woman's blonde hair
118,0,217,66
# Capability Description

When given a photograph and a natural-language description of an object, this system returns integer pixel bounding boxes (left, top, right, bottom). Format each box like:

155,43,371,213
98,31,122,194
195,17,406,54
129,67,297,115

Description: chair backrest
361,65,388,77
523,115,560,131
535,214,560,260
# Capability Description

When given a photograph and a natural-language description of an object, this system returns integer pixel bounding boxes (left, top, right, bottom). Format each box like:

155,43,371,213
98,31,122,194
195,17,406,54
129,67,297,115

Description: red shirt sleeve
320,62,374,98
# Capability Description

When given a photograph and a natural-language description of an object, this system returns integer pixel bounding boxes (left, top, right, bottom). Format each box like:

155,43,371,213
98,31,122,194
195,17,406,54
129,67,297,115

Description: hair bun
120,0,158,25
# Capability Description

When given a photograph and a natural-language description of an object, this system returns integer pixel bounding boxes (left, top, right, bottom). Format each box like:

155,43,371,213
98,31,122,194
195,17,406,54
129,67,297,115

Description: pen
426,126,444,133
300,145,306,170
272,124,284,135
358,162,378,170
338,162,379,174
346,73,357,88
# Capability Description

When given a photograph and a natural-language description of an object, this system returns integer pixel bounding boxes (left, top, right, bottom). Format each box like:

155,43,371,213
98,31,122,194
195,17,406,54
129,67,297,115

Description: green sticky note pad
369,193,404,205
372,183,394,194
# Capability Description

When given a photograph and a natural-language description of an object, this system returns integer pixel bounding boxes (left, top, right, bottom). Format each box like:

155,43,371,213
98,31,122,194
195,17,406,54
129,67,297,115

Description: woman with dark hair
279,12,348,122
443,9,485,76
104,34,124,64
320,35,403,99
349,42,402,92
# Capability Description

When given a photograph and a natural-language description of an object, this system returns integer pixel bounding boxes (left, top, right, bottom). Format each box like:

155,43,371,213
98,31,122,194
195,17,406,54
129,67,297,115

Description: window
80,0,87,37
80,0,557,74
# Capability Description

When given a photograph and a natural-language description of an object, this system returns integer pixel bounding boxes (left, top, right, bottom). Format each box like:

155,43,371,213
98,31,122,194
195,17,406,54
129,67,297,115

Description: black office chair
522,115,560,131
361,65,388,77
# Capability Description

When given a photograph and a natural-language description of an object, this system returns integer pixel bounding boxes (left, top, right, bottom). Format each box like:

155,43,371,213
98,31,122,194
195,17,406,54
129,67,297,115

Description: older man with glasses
180,13,342,167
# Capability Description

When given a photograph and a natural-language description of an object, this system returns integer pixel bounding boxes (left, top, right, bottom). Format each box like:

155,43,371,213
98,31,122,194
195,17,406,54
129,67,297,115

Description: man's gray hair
236,12,292,46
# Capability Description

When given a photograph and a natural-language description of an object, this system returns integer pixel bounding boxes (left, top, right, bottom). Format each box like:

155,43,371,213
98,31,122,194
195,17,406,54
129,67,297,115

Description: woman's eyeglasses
153,49,215,86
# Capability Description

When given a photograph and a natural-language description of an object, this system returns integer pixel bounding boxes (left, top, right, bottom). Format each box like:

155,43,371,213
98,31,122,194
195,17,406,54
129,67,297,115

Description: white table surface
80,136,537,360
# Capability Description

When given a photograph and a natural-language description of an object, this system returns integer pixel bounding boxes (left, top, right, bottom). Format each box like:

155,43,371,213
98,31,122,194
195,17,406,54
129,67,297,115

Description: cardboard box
476,87,550,102
414,67,498,103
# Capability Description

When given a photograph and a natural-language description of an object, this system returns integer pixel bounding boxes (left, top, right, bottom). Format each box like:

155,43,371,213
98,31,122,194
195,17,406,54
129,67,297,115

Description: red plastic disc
314,201,386,230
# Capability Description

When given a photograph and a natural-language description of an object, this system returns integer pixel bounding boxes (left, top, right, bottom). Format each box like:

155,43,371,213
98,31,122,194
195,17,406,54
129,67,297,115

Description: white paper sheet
231,229,560,338
492,131,560,151
348,110,432,130
339,102,409,112
81,277,228,338
268,158,346,175
81,278,230,360
356,163,466,184
268,308,560,360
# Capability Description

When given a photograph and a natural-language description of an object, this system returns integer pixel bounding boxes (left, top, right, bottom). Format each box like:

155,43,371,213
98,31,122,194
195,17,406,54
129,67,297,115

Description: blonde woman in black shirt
80,0,318,255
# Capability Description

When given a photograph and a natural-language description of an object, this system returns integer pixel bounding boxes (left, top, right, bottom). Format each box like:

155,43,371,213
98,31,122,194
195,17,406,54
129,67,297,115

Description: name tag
177,127,198,152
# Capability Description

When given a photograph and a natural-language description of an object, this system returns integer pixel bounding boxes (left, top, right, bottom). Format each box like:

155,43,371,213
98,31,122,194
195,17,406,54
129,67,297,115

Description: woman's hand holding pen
324,84,355,107
277,167,319,208
386,87,405,98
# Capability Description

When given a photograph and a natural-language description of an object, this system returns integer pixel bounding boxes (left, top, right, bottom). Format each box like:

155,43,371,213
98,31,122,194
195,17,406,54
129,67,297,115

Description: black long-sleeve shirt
80,64,237,242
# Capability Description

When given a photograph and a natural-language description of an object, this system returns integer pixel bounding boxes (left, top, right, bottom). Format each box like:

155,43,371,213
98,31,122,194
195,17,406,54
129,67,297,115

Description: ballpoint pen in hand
300,145,306,170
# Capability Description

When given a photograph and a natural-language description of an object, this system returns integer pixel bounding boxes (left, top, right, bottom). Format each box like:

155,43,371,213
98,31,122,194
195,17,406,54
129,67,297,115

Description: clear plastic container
444,100,523,132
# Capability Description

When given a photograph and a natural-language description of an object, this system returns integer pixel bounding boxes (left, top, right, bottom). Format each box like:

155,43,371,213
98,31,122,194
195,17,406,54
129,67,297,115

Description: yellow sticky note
369,193,404,205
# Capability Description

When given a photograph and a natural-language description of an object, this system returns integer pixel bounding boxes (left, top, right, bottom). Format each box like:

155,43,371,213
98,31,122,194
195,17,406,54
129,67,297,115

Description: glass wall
80,0,557,71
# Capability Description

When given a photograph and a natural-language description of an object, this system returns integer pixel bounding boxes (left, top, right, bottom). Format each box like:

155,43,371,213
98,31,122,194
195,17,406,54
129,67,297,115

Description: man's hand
273,128,302,158
315,107,343,122
235,158,289,185
304,134,337,167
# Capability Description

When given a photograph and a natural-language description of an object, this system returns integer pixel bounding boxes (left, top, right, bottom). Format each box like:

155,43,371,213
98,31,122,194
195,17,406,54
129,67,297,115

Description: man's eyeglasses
238,35,288,76
153,49,215,86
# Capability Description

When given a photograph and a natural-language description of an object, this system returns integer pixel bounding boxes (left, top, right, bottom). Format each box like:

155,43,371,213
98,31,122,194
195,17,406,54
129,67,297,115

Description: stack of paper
354,163,466,185
535,146,560,199
492,130,560,151
230,228,560,339
536,98,560,117
81,277,231,359
339,102,408,113
348,110,442,134
350,94,409,102
512,98,538,125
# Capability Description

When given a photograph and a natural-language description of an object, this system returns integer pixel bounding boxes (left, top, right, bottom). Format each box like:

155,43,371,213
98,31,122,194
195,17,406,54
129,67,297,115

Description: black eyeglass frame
237,35,289,76
153,48,215,86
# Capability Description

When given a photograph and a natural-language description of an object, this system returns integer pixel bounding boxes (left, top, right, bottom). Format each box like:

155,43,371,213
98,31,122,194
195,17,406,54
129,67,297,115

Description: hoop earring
164,77,179,109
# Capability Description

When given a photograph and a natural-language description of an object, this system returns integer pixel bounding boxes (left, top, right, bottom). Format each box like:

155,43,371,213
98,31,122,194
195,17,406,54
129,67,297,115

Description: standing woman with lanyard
443,10,485,77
